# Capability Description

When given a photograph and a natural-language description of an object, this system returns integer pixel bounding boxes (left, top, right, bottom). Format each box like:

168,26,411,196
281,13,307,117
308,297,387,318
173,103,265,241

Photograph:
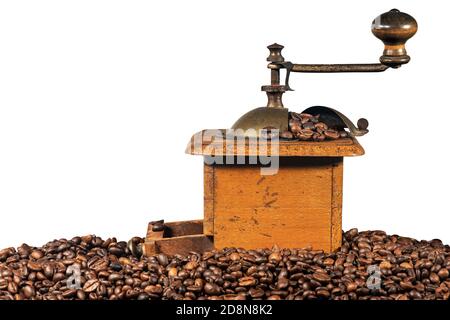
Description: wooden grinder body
143,134,364,255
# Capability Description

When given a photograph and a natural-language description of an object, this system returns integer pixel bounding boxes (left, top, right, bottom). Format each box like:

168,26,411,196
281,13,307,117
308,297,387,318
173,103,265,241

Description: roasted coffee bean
409,290,422,300
22,285,35,298
204,282,221,295
151,223,164,232
62,289,77,299
156,254,169,267
312,132,326,142
88,257,109,272
77,290,86,300
297,129,314,141
317,289,330,298
108,273,123,282
430,273,440,284
346,282,357,292
324,129,340,140
27,261,42,272
290,112,301,120
168,267,178,278
300,113,313,124
380,260,392,269
229,252,241,261
345,228,359,240
137,293,149,300
289,119,301,130
187,285,202,293
97,283,107,297
185,261,198,270
303,122,315,130
400,281,415,290
53,272,65,282
280,130,294,140
83,279,100,293
283,112,350,141
277,278,289,289
1,230,449,300
289,122,301,134
312,272,331,283
108,262,122,271
109,247,124,257
0,248,15,262
311,114,320,123
30,250,44,260
7,282,18,294
438,268,449,280
144,284,162,295
268,252,282,264
0,279,8,290
239,276,257,287
314,122,328,131
249,287,265,298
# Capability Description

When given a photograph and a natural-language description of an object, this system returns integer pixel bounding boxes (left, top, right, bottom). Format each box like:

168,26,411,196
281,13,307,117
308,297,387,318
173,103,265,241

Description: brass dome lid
231,107,288,136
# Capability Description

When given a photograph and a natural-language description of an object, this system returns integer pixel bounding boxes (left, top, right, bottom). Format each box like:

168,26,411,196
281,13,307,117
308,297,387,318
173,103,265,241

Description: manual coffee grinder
130,9,417,257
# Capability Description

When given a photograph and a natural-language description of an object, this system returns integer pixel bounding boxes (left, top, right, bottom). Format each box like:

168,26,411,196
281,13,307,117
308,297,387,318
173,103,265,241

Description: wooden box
143,130,364,255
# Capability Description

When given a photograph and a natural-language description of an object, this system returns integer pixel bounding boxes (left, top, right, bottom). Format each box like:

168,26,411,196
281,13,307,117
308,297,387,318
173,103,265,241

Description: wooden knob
372,9,418,68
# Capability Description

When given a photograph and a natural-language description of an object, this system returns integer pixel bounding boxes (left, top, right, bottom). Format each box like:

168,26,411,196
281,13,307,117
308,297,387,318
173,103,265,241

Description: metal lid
231,105,368,138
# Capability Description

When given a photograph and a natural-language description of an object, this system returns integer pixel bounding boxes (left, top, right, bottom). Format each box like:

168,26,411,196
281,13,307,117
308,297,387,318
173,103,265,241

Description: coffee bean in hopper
297,129,314,141
283,111,351,141
280,130,294,139
324,130,340,140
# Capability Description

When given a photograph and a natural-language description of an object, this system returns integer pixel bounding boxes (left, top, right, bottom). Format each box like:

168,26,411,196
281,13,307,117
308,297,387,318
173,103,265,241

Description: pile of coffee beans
281,112,348,141
1,229,449,300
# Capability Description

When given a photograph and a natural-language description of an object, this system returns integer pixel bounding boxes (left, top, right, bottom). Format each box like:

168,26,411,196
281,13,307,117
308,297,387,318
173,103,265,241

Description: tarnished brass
290,63,389,73
266,43,285,63
231,44,289,136
127,238,143,258
302,106,369,137
231,107,288,136
231,9,416,137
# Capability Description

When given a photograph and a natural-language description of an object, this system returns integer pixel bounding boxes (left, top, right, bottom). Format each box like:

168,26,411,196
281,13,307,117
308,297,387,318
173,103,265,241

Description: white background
0,1,448,248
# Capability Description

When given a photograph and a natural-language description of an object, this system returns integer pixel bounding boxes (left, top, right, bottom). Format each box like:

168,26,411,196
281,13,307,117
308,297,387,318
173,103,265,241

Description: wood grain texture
146,222,164,240
212,158,341,252
146,220,203,240
144,235,214,256
203,165,214,236
331,159,343,251
214,207,331,250
142,240,157,256
186,130,364,157
164,220,203,237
